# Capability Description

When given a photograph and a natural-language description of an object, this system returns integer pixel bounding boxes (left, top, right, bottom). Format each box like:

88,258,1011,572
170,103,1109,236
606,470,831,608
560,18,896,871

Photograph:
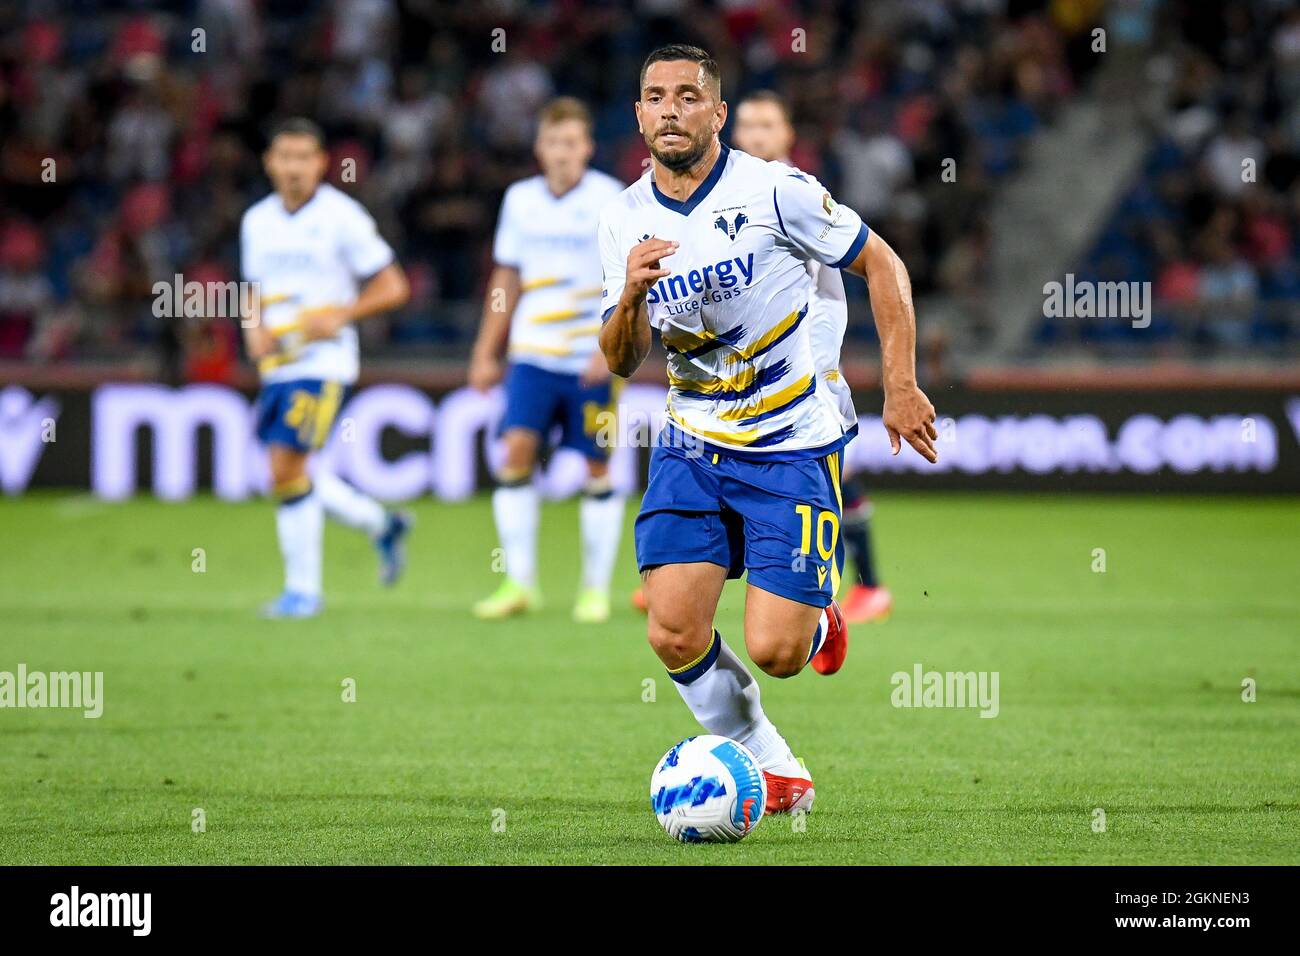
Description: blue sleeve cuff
831,222,870,270
601,304,616,323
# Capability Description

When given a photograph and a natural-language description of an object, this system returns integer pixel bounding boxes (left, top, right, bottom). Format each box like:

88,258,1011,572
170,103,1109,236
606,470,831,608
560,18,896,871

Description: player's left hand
883,383,938,463
579,350,612,386
299,306,353,341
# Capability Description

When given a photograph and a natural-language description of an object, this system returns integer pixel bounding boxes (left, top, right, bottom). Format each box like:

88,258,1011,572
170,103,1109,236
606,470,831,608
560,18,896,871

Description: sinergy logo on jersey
645,251,755,314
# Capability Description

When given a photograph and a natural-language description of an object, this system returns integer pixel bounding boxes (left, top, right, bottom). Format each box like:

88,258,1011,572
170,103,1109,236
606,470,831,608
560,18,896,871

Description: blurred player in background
730,90,893,624
468,99,627,624
241,118,413,619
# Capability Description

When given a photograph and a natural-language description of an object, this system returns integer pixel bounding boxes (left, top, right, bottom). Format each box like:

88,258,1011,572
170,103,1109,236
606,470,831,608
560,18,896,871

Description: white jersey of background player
240,118,412,619
733,93,855,433
729,91,894,626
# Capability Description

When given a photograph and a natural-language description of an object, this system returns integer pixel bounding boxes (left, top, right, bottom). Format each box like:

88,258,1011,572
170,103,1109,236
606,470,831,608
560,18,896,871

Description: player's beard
646,124,713,173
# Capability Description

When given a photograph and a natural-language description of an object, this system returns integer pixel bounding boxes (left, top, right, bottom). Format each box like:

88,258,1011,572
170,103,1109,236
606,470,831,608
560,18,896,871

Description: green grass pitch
1,491,1296,865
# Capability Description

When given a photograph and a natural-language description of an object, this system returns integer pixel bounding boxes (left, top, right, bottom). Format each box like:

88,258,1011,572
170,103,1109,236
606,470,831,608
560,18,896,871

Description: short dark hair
639,44,721,98
738,90,790,123
267,117,326,150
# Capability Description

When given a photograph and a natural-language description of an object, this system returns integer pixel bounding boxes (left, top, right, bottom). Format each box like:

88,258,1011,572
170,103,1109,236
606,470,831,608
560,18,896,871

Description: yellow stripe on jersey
667,363,757,395
668,406,761,446
521,276,567,292
562,323,603,339
660,326,719,353
260,293,296,307
257,354,292,375
722,304,803,365
510,343,573,358
717,373,813,422
572,286,604,299
528,309,587,324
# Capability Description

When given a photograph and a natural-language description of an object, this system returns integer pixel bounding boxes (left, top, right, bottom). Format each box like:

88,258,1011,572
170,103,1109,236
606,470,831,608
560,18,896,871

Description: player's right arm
773,171,937,462
599,236,676,378
468,264,521,391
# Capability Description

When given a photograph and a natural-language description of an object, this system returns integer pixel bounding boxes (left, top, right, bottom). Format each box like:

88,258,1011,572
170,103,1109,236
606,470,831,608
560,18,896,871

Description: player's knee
747,636,805,679
501,432,538,475
646,617,710,667
269,452,307,490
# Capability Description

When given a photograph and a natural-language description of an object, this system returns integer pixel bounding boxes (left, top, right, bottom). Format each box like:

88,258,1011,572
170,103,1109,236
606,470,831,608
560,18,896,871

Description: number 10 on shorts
795,504,839,560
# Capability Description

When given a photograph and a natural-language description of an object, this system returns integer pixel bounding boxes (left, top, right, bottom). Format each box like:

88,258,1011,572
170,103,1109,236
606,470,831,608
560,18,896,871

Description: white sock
492,481,539,588
806,609,830,663
670,632,797,772
579,491,624,591
277,487,323,597
315,471,386,537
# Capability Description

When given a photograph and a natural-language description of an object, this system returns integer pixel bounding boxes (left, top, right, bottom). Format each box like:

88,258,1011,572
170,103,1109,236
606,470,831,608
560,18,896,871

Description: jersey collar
279,184,325,217
650,144,729,216
545,171,585,201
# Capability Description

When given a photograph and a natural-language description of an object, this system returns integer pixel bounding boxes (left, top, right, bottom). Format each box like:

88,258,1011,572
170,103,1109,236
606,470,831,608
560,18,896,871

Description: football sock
843,497,878,588
806,608,831,663
579,477,624,592
275,480,323,597
315,471,386,537
667,630,796,771
492,475,539,588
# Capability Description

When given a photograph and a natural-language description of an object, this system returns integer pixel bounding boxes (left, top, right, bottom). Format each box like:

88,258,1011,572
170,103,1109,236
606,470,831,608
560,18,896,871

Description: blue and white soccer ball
650,735,767,843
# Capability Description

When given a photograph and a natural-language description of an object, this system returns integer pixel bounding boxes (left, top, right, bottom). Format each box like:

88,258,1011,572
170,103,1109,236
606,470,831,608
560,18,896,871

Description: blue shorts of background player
635,424,848,608
498,361,616,460
254,379,346,452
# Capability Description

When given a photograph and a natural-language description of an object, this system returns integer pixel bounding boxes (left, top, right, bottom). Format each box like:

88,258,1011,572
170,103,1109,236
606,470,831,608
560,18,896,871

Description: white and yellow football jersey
599,146,868,456
239,182,395,385
493,169,626,375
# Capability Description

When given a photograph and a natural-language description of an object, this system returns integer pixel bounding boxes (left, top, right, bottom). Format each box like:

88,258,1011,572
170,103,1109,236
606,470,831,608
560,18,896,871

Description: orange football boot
763,759,815,814
811,599,848,676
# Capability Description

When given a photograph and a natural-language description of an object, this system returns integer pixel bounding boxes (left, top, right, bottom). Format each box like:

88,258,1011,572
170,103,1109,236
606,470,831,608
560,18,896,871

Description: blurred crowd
0,0,1103,380
1037,0,1300,355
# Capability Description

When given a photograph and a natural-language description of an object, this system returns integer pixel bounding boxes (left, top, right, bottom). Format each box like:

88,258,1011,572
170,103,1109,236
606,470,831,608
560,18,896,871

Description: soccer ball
650,735,767,843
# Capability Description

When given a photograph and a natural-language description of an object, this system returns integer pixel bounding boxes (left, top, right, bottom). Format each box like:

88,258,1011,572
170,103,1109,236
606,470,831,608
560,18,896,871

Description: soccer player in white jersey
731,90,894,624
628,89,894,622
241,118,412,619
599,47,937,813
469,98,627,624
